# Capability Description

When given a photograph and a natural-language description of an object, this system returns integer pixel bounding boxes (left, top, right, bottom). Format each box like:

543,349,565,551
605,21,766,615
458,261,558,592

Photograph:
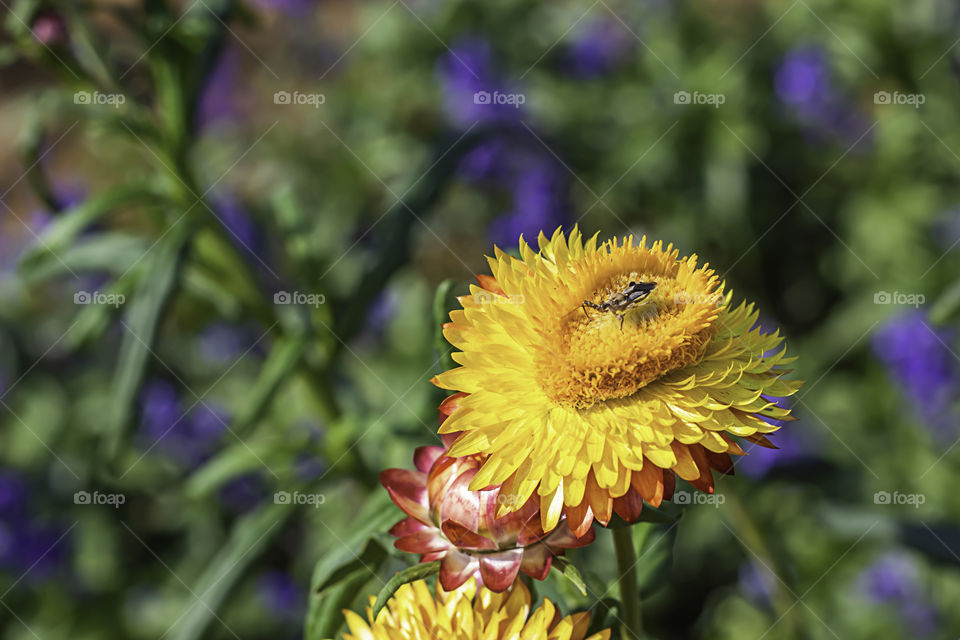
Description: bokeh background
1,0,960,638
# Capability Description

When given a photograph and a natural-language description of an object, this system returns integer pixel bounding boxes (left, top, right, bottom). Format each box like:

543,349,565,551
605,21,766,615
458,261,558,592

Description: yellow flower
432,227,801,535
342,578,610,640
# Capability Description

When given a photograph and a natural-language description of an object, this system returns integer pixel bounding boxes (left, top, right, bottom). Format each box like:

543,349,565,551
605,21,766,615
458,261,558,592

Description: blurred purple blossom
872,310,960,442
30,10,67,46
856,552,939,637
774,46,871,145
489,159,569,248
257,570,304,621
562,17,632,78
250,0,315,15
197,47,243,130
219,473,269,514
436,37,524,127
0,473,68,579
738,560,776,607
139,380,228,467
198,322,255,365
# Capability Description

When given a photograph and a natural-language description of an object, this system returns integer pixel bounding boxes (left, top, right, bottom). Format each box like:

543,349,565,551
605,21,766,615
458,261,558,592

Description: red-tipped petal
545,522,595,550
563,501,595,539
437,472,482,531
389,517,427,537
612,488,645,523
395,529,449,555
438,392,468,424
519,544,553,581
441,521,497,551
479,549,523,592
440,550,478,590
475,274,506,295
414,446,446,473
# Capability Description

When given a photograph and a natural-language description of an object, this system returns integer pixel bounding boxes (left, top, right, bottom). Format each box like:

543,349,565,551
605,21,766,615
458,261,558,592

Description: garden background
1,0,959,638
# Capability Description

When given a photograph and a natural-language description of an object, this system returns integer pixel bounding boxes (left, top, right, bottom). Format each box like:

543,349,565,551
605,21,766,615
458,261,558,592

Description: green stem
612,527,643,640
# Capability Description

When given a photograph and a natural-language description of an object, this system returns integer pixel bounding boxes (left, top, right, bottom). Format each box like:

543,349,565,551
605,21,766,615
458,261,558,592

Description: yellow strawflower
432,227,800,535
341,578,610,640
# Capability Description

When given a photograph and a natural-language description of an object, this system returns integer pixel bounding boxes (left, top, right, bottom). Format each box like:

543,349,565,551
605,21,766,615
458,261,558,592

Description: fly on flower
582,280,657,330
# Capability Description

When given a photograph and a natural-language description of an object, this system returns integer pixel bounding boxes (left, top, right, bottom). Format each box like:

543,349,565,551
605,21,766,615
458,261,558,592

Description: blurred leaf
305,538,390,640
636,525,677,598
551,556,588,596
22,233,150,282
101,222,191,464
930,279,960,325
432,279,456,375
370,561,440,619
305,491,401,640
167,501,292,640
19,184,152,271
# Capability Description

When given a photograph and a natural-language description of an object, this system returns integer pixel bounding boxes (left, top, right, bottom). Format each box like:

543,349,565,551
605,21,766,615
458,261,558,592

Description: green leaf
166,501,292,640
21,233,150,282
636,525,678,598
305,491,402,640
101,222,191,464
305,538,390,640
370,561,441,619
18,184,152,271
551,556,588,596
930,279,960,325
432,279,456,375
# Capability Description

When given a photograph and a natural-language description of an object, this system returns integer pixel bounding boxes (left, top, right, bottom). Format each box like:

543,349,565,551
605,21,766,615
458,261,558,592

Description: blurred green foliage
1,0,960,639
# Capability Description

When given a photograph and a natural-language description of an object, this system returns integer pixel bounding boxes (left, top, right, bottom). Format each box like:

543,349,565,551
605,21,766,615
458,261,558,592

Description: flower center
534,271,721,409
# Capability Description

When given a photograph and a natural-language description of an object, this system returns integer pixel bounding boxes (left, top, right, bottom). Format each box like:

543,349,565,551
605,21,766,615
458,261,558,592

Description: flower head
341,578,610,640
381,436,594,592
432,228,800,534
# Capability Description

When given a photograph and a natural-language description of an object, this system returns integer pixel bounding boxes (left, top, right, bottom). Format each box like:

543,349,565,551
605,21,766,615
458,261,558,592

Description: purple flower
436,37,524,127
198,322,254,365
219,473,268,515
257,570,304,620
31,10,67,46
489,161,569,247
774,46,871,145
196,47,243,130
738,560,777,606
563,18,632,78
857,552,939,637
872,310,959,441
139,380,228,467
249,0,315,15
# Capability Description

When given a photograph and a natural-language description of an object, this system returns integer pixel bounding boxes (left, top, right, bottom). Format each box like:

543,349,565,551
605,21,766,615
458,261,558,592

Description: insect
582,280,657,330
